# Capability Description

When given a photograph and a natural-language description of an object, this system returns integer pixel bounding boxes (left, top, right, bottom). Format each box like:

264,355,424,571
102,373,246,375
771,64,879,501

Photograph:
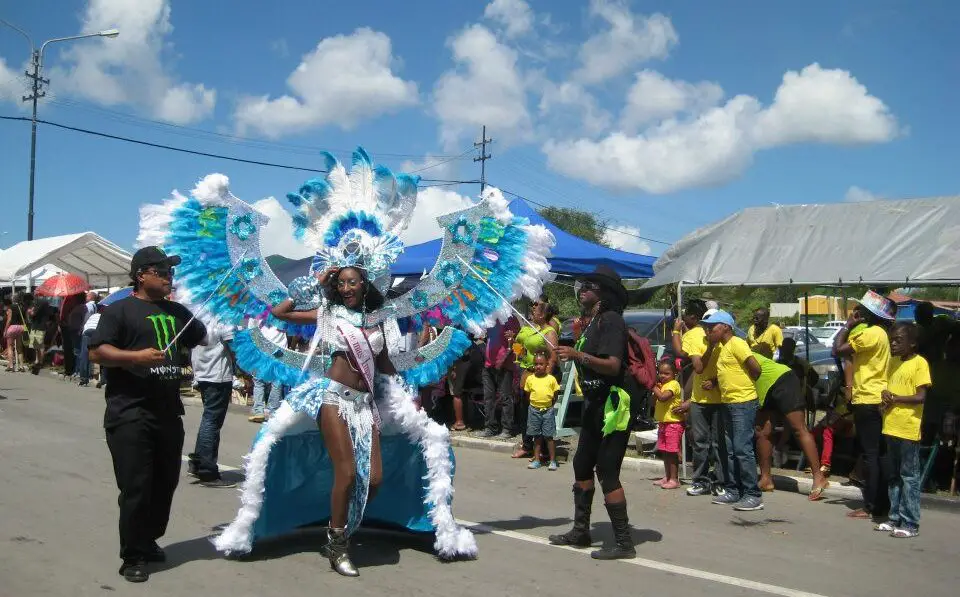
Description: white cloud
545,95,760,193
51,0,216,124
0,57,25,104
844,186,881,203
484,0,534,38
235,28,418,139
401,187,476,245
621,70,724,131
755,64,898,147
538,81,612,137
545,64,898,193
604,223,652,255
251,198,315,259
573,0,678,85
432,24,532,148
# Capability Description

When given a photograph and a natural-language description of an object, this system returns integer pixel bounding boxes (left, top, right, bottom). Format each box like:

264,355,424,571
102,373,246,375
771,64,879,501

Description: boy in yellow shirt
652,361,685,490
875,323,931,538
702,310,764,512
524,352,561,471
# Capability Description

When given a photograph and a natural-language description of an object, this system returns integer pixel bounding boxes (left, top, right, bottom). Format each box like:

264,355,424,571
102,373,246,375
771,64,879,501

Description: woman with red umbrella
37,273,90,377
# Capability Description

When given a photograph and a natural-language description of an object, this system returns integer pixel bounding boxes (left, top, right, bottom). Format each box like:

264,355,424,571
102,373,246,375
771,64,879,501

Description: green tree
537,206,610,247
533,206,612,318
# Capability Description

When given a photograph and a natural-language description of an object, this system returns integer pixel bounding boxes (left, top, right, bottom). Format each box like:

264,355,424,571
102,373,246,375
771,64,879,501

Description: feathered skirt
211,374,478,560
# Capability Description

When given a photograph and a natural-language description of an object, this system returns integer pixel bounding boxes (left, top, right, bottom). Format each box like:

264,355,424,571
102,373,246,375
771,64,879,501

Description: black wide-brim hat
578,264,628,306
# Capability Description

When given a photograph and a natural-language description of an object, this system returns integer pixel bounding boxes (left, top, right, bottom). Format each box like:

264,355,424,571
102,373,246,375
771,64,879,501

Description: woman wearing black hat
551,265,636,560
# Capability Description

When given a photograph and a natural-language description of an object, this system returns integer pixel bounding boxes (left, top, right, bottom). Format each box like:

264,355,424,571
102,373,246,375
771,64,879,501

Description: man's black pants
105,411,184,560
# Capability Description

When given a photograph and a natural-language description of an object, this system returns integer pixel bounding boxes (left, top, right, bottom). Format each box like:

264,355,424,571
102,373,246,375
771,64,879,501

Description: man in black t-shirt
552,265,636,560
90,246,206,583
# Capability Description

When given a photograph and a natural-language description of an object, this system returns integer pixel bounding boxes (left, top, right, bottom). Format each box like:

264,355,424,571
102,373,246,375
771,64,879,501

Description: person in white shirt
77,293,101,387
187,322,237,488
247,319,287,422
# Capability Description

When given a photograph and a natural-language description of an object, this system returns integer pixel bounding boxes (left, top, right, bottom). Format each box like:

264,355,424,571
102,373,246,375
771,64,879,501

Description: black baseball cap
130,246,181,277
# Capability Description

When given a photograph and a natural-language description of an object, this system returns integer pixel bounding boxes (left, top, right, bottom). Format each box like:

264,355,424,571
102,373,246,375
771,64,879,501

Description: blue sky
1,0,958,259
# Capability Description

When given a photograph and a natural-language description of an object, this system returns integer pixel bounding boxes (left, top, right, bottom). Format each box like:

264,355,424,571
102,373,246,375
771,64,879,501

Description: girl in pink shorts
652,361,686,489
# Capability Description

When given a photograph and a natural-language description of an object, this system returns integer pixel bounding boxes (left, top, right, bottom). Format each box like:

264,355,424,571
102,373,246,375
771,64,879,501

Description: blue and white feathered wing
366,186,556,387
137,173,301,335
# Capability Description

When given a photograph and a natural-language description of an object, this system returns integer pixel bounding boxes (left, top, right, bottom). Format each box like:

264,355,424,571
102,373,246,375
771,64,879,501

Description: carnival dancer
551,265,636,560
136,148,554,576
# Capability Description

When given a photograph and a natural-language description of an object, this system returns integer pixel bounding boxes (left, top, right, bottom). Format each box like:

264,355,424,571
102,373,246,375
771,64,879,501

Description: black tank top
8,303,25,326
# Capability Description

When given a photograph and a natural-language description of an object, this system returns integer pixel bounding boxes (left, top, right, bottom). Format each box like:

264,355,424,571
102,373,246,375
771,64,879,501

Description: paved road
1,372,958,597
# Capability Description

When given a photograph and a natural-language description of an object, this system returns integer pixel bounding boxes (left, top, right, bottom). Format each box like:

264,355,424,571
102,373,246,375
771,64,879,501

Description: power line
497,187,673,246
0,115,476,184
44,98,469,159
407,147,476,173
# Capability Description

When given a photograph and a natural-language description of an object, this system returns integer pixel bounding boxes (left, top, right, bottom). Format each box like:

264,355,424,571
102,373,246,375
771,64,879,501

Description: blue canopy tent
271,199,655,283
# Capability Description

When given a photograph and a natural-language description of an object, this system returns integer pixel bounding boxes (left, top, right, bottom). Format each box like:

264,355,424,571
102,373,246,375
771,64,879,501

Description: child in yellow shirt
652,361,685,490
524,352,561,471
876,323,932,538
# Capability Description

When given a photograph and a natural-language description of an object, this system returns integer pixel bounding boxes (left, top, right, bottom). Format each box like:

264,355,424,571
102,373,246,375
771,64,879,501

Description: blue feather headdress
285,148,418,293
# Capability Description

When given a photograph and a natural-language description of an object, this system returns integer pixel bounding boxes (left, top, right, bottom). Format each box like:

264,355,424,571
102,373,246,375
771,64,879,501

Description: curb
450,433,960,510
16,365,960,512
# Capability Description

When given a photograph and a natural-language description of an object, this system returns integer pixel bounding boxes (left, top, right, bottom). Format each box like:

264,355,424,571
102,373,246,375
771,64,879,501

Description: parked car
781,327,820,353
809,326,841,347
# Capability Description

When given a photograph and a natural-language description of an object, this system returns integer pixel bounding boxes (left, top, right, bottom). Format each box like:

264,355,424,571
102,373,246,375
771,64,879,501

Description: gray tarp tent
644,196,960,289
0,232,133,289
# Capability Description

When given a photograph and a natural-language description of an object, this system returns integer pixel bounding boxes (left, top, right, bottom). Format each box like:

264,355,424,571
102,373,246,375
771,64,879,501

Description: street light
0,19,119,241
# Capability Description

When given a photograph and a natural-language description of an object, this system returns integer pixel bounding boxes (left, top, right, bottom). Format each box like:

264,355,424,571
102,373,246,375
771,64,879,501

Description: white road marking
458,520,830,597
190,453,826,597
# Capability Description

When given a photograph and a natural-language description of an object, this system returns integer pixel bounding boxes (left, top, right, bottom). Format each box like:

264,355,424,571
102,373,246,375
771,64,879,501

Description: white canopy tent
645,196,960,289
0,232,133,290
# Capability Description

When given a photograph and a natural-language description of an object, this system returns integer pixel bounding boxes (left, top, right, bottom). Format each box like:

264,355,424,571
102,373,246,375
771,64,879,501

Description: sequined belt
321,379,372,406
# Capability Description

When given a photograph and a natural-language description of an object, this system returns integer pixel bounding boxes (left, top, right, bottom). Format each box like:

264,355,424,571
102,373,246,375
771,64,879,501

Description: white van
823,320,845,329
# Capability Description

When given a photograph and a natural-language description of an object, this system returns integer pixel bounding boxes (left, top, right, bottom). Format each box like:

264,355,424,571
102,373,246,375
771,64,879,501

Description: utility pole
23,50,46,241
473,125,492,195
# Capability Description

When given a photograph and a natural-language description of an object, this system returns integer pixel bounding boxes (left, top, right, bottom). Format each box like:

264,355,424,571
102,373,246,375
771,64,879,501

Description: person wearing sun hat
551,264,637,560
833,290,896,521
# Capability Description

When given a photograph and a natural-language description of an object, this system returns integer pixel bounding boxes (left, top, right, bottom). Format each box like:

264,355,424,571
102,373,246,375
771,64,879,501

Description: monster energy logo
147,314,178,352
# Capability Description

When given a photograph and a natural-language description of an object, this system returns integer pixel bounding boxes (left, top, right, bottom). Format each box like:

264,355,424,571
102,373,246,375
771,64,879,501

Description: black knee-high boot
548,485,594,547
591,501,636,560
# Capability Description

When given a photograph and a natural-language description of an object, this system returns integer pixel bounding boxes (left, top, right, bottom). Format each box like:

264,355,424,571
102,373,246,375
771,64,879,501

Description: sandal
759,483,776,492
846,508,871,519
808,482,829,501
451,423,467,432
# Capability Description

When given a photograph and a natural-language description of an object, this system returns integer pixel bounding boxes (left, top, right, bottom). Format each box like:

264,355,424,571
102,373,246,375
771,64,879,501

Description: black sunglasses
143,266,175,278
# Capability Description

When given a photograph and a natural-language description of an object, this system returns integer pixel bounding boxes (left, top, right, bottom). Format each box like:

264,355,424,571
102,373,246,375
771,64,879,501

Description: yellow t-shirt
747,324,784,358
850,325,890,405
717,336,759,403
654,379,684,423
883,355,932,441
681,327,721,404
524,373,560,410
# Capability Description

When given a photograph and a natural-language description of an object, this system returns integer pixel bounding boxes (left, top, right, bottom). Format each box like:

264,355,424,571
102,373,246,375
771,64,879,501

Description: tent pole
804,291,813,429
676,281,690,482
